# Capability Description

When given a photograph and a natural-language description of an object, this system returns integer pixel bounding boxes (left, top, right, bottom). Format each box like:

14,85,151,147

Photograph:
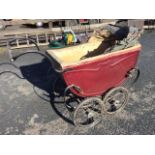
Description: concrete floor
0,30,155,134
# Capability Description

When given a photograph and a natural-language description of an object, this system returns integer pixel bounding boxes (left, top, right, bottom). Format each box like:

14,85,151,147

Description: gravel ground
0,30,155,135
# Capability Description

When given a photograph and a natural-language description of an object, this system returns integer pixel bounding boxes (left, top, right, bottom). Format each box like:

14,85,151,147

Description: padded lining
47,40,103,64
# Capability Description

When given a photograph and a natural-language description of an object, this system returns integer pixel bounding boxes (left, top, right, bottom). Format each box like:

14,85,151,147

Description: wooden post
26,34,29,45
48,21,53,29
36,34,39,44
16,35,19,47
45,33,48,43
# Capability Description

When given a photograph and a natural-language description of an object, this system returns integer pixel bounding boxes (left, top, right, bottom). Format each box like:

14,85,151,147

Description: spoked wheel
124,68,140,87
102,87,129,114
73,97,103,128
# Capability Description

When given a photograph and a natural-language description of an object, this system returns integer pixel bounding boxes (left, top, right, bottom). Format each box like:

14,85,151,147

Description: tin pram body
47,42,141,127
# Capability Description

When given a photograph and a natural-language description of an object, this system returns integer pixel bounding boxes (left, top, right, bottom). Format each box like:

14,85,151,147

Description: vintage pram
7,35,142,128
45,35,142,127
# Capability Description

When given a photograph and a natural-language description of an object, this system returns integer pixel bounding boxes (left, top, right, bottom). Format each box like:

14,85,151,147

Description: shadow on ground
18,54,75,125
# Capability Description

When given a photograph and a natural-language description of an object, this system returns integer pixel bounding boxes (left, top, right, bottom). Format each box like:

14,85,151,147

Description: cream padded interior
47,38,103,64
47,29,141,67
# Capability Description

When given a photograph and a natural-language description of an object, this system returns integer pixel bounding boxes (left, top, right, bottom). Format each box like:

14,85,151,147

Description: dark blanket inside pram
81,21,142,59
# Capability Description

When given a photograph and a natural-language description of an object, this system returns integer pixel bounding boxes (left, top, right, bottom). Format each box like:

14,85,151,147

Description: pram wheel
73,97,102,128
102,87,129,114
124,68,140,87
